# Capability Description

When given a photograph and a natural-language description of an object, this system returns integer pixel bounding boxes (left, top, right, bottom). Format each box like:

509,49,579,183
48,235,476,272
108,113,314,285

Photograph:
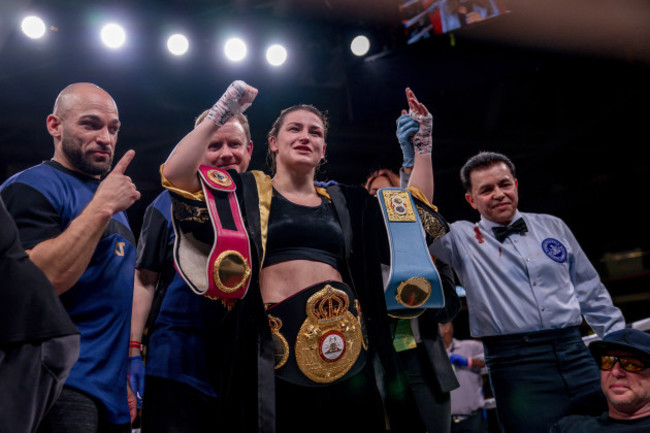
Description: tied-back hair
460,151,516,192
364,169,400,191
266,104,329,174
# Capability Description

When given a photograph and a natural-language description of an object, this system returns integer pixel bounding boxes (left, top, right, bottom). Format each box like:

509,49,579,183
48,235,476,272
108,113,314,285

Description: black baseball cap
589,328,650,361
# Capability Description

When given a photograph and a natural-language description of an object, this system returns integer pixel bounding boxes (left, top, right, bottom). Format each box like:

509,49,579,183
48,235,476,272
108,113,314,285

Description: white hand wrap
207,80,250,127
409,110,433,156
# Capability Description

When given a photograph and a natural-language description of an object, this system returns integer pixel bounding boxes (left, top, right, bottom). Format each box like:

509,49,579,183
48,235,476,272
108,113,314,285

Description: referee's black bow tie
492,218,528,242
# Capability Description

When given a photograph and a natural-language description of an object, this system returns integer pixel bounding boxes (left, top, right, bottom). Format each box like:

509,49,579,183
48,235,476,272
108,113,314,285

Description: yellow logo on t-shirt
115,241,125,257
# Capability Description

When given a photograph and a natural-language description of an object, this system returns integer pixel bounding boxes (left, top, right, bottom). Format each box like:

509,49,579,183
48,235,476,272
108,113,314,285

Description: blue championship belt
377,187,444,318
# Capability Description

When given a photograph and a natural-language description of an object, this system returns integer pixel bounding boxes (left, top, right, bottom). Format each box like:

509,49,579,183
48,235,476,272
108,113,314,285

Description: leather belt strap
452,410,482,423
377,187,444,318
172,166,251,306
267,281,367,387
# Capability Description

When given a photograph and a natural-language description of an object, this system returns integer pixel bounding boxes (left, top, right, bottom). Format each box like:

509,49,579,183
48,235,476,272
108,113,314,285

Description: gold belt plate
381,189,416,222
295,285,364,384
268,314,289,370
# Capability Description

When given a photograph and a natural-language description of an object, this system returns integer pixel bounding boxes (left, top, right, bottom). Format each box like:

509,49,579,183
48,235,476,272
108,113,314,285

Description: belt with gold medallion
266,281,369,387
171,165,252,309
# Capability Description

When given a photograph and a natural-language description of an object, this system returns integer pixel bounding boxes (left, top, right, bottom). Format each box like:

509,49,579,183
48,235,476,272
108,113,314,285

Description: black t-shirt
0,198,78,345
551,412,650,432
136,191,174,273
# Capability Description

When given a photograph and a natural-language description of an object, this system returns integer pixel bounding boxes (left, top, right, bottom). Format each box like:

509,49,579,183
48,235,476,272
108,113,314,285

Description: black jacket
172,171,429,433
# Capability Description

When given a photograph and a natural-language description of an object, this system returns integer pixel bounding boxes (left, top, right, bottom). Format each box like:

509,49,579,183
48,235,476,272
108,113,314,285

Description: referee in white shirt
428,151,625,433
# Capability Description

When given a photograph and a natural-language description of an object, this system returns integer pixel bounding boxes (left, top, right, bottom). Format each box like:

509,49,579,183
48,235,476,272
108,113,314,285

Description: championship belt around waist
266,281,368,387
377,187,445,319
171,166,251,307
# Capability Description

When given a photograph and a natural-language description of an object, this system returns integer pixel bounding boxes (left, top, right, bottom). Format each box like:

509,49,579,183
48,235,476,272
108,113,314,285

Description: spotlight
167,33,189,56
21,16,47,39
350,35,370,56
224,37,247,62
100,23,126,49
265,44,287,67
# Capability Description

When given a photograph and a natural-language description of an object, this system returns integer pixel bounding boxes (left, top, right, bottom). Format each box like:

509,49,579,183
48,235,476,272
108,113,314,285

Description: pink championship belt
198,166,252,305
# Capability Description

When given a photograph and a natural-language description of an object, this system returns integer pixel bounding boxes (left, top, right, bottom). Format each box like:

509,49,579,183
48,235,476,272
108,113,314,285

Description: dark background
2,0,650,327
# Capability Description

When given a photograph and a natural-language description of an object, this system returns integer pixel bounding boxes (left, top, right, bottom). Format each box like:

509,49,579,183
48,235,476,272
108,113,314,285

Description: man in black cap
551,328,650,432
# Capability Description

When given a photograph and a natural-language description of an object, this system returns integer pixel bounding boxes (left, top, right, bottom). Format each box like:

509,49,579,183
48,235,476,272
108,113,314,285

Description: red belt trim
198,165,252,302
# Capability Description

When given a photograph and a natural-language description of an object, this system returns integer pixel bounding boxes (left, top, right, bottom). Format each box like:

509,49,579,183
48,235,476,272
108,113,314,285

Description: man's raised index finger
113,149,135,174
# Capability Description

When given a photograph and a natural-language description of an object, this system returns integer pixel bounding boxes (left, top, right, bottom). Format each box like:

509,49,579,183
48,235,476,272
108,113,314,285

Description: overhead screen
400,0,509,43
